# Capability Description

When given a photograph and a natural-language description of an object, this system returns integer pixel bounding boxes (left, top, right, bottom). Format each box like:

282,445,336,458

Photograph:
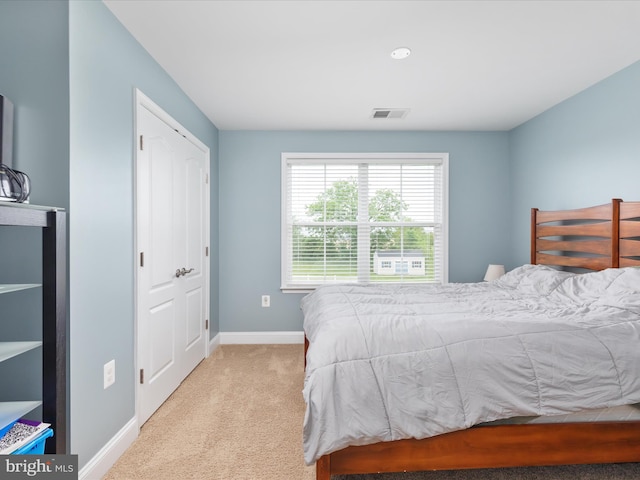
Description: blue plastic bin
12,428,54,455
0,420,17,438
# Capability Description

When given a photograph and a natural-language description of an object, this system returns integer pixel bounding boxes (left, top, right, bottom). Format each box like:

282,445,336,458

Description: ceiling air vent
371,108,409,119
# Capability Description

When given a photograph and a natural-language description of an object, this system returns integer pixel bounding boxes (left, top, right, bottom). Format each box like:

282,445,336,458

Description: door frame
133,89,210,426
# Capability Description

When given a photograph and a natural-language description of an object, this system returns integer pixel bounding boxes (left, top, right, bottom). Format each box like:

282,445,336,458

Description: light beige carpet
104,344,640,480
104,345,315,480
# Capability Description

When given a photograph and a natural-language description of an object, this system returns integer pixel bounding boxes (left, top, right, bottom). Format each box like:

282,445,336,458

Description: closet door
136,99,209,425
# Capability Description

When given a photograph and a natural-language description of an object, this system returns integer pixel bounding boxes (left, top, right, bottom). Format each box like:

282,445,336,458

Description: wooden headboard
619,201,640,267
531,198,640,271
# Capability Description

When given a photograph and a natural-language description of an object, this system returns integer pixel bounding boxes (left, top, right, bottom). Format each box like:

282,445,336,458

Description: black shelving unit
0,203,67,454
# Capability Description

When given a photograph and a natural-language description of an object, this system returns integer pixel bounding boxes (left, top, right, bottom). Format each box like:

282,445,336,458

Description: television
0,94,13,168
0,95,29,202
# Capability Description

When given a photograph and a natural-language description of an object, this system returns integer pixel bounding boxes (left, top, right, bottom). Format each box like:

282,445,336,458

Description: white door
136,93,209,425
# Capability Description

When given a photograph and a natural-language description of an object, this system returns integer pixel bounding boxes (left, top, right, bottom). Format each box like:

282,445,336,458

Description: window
281,153,448,291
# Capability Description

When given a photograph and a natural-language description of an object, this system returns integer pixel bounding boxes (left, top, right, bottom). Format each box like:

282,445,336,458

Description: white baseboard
79,417,138,480
219,331,304,344
209,332,221,355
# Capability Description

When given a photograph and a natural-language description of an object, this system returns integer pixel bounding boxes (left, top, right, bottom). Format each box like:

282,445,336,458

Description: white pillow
548,268,623,305
495,264,574,296
593,267,640,313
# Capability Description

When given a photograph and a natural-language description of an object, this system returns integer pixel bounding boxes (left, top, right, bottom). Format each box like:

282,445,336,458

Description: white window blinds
281,153,448,290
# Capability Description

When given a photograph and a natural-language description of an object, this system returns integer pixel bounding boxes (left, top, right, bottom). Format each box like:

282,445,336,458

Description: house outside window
373,250,425,276
281,153,448,291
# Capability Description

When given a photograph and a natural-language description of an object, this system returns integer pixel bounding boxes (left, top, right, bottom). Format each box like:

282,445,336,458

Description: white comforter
301,265,640,464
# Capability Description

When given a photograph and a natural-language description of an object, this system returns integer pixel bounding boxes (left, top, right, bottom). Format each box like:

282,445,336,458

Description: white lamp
484,264,505,281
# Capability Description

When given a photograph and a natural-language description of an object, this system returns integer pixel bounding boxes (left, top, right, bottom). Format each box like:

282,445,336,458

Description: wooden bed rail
316,421,640,479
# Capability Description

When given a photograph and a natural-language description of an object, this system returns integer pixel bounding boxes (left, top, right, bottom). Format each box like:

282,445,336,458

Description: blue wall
0,0,69,209
219,131,510,332
219,60,640,334
69,0,219,466
509,61,640,267
0,0,70,450
0,0,220,469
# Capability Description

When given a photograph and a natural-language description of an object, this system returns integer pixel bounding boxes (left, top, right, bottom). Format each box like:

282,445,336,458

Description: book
0,419,50,454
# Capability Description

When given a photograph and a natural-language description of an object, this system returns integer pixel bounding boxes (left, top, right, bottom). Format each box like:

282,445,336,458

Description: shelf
0,284,41,295
0,203,65,228
0,342,42,363
0,204,67,453
0,401,42,432
0,202,64,212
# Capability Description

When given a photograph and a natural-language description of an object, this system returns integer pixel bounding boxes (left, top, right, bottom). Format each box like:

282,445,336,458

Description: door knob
175,267,194,278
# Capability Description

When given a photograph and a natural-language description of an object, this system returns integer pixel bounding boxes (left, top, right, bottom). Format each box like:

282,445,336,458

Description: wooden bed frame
307,198,640,480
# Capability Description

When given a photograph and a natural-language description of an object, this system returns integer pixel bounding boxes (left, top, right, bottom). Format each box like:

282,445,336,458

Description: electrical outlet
262,295,270,307
104,359,116,389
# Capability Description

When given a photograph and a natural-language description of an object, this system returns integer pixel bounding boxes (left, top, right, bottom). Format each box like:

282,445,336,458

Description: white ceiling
103,0,640,131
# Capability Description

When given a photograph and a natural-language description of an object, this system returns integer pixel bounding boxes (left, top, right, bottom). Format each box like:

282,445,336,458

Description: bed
302,198,640,480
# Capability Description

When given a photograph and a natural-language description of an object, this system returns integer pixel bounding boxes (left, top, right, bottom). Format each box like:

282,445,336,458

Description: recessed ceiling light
391,47,411,60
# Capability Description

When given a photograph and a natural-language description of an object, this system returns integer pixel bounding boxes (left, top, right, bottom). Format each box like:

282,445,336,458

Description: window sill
281,287,315,294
